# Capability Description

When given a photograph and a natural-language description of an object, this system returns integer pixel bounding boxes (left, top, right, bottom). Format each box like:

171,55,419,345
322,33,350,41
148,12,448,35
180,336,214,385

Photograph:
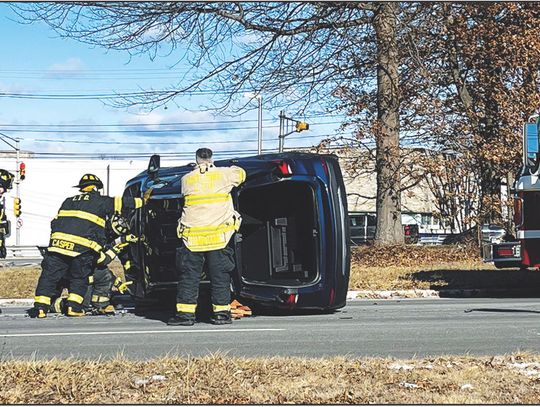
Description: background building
0,152,189,246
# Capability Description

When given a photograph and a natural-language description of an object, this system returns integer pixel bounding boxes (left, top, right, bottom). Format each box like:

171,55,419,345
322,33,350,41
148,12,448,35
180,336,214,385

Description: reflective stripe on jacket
48,191,143,257
178,163,245,252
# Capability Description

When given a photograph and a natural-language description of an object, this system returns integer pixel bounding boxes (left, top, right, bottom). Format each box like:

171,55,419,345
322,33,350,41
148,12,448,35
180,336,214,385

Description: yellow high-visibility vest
178,163,245,252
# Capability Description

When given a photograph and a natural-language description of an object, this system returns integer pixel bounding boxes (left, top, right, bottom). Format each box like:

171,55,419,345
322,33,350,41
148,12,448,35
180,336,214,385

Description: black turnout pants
175,244,235,314
83,267,116,308
35,251,96,312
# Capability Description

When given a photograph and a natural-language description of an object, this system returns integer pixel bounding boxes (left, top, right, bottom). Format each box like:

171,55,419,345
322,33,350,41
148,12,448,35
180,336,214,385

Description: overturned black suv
123,152,350,311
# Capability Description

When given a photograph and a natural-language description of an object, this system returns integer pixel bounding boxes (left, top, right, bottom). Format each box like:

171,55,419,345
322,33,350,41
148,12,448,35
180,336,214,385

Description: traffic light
295,121,309,132
13,197,21,217
19,162,26,181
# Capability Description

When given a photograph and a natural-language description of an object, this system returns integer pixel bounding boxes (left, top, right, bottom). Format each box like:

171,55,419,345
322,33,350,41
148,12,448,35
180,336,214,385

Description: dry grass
1,353,539,404
348,245,538,292
0,246,527,297
0,266,40,298
349,261,492,291
352,244,480,269
0,261,125,299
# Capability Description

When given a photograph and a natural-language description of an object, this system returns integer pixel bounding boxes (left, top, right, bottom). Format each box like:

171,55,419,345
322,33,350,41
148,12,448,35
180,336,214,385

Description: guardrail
0,245,44,267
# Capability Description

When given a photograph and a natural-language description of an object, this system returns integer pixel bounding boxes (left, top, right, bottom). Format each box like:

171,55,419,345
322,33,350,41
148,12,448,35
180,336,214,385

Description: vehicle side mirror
524,123,539,168
147,154,160,178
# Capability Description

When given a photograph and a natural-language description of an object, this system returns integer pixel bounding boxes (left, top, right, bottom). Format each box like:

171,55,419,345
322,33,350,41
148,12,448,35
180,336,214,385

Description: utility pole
278,111,309,153
278,110,285,153
244,93,264,155
257,95,263,155
106,164,110,195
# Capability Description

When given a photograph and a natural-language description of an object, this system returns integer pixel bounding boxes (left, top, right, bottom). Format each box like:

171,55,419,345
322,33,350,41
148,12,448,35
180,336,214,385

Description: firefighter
0,170,14,259
29,173,147,318
49,213,139,315
88,213,139,314
168,148,246,326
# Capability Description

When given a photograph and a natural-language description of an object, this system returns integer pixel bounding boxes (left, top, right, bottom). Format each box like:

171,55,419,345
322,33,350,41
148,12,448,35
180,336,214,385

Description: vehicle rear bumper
482,241,522,268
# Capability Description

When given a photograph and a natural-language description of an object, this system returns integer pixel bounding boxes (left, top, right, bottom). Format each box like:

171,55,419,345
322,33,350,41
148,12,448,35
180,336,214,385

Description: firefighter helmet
74,174,104,190
110,213,130,236
0,169,14,190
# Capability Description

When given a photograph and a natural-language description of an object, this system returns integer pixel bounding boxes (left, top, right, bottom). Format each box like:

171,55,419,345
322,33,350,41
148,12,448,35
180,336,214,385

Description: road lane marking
0,328,285,338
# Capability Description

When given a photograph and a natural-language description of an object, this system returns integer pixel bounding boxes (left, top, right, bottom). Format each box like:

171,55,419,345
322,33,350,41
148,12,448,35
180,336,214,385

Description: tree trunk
478,66,503,226
373,2,404,245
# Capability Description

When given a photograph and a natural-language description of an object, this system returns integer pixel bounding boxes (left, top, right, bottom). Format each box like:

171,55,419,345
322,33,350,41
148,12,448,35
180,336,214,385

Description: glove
125,234,139,243
112,241,130,254
114,278,134,294
143,188,154,204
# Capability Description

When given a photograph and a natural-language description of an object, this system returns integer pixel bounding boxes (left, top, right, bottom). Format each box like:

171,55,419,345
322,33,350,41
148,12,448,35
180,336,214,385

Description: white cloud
46,58,86,77
125,109,217,130
0,80,35,93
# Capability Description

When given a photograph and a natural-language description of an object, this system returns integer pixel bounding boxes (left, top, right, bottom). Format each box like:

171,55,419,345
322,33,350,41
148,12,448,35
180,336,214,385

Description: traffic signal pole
278,111,309,153
15,138,20,245
0,132,22,245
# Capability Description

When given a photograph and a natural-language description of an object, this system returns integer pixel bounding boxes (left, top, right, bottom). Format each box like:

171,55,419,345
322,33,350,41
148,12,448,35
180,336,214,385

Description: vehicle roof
125,151,338,192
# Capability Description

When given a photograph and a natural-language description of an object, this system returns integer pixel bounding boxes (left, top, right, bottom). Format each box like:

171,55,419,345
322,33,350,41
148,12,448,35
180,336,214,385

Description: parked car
349,212,419,245
122,152,350,311
349,212,376,244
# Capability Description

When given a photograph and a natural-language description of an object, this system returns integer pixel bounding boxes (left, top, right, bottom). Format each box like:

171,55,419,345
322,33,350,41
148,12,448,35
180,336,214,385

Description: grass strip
1,353,539,404
0,245,528,298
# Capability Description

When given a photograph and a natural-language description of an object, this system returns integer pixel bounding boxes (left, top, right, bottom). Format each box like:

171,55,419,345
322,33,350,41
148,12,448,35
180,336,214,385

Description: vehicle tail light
404,225,411,236
497,247,514,257
329,288,335,305
273,160,292,176
514,197,523,228
286,294,298,308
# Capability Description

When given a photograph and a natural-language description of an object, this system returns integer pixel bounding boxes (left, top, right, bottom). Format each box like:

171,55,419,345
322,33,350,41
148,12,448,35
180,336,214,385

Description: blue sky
0,5,345,160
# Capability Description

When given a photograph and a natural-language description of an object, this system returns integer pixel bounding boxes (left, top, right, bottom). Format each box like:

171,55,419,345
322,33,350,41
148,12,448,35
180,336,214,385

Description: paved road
1,298,540,360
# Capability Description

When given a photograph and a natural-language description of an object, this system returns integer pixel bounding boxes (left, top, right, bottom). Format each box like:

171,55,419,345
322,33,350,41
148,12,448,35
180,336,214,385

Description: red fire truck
481,115,540,269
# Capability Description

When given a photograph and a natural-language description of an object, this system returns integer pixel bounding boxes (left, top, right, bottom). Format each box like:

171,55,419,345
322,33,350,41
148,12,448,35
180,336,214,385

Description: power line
0,114,345,128
4,125,279,134
0,119,268,128
27,134,327,145
0,80,344,100
21,142,329,159
0,68,191,72
1,121,342,136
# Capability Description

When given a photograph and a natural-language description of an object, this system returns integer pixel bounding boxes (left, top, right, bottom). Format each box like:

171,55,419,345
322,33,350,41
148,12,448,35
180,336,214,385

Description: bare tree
16,1,411,245
423,3,540,226
344,3,540,235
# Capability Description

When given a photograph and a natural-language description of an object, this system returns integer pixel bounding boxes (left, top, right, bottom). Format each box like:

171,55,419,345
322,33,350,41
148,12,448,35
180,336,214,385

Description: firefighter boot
210,311,232,325
28,306,48,319
50,297,66,314
93,304,115,316
66,306,86,317
167,313,196,326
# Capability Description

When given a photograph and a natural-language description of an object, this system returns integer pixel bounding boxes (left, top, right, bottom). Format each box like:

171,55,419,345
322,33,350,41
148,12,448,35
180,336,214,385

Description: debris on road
389,362,415,371
133,375,168,387
507,362,540,378
400,382,419,389
230,299,252,319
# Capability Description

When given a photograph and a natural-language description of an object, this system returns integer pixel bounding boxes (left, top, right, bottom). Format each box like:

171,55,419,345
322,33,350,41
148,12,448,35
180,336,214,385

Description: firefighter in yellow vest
29,174,146,318
168,148,246,326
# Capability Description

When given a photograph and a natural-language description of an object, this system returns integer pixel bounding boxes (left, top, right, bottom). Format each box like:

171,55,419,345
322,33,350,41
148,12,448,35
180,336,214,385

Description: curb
0,298,34,307
348,290,440,299
1,288,535,307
